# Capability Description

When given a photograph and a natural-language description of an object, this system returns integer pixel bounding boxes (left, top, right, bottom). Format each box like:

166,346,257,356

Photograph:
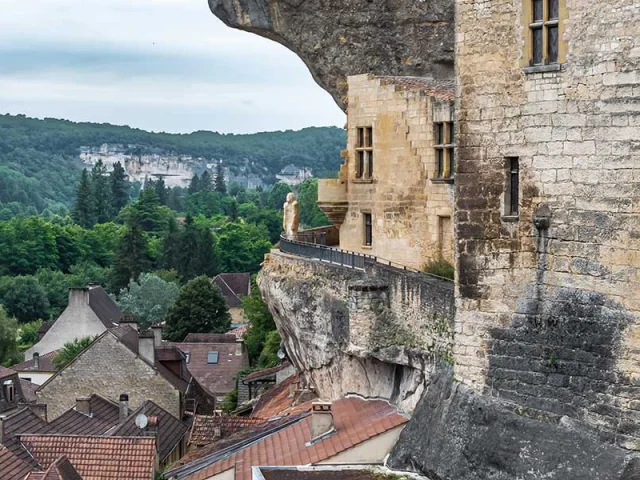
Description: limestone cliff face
208,0,454,109
257,250,455,411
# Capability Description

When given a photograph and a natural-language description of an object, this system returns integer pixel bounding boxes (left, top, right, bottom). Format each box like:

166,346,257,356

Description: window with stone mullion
530,0,560,65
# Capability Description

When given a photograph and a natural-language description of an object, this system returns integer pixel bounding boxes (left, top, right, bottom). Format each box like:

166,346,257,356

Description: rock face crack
207,0,455,109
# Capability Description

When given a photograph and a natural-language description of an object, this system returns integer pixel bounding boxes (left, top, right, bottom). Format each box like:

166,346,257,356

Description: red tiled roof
24,456,82,480
13,350,58,372
0,365,16,379
168,397,408,480
182,334,237,343
228,325,249,339
251,375,316,419
242,362,290,383
0,444,34,479
175,342,249,396
108,400,188,462
378,76,455,100
188,415,268,447
40,394,121,436
19,436,156,480
259,469,401,480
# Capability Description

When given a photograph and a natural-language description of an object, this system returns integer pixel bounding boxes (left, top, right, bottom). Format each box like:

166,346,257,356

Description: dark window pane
510,158,519,215
532,27,543,65
549,0,559,19
366,127,373,147
448,122,455,144
548,25,559,63
357,151,364,178
437,149,445,177
364,214,372,246
435,123,444,145
357,128,364,147
533,0,543,21
368,151,373,178
449,148,455,178
207,351,219,364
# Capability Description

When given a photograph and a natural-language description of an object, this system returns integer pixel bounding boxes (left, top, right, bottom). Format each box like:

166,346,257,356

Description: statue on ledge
283,192,300,239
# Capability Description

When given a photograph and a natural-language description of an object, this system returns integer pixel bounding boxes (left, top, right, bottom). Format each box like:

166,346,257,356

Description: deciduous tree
52,336,94,370
117,273,179,328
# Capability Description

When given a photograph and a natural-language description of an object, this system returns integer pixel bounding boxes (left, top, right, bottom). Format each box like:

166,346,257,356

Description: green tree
242,282,277,365
18,319,43,350
297,178,329,228
215,163,227,194
117,273,179,328
0,306,21,366
164,276,231,342
52,336,94,370
188,173,201,195
91,160,112,224
257,330,282,368
130,187,168,234
111,220,151,292
0,276,50,323
71,169,94,228
154,177,168,205
35,269,71,319
267,182,292,210
215,223,271,273
110,161,130,214
200,171,213,192
162,218,182,272
177,216,216,281
228,198,239,222
166,187,184,212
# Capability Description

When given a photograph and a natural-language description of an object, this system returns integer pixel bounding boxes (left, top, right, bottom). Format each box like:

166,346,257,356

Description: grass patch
423,257,455,280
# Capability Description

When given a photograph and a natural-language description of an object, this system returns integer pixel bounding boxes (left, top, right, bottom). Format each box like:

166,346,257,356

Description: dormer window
4,380,15,402
207,352,219,364
185,352,191,364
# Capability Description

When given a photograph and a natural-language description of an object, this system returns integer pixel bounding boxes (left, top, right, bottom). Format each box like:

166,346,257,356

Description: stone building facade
318,74,456,270
454,0,640,450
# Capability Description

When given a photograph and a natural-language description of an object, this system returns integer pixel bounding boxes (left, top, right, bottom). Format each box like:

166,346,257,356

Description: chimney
146,415,159,438
235,340,244,356
120,314,138,332
76,396,91,416
138,330,155,365
68,287,90,307
310,402,334,441
33,352,40,370
119,393,129,422
151,323,163,347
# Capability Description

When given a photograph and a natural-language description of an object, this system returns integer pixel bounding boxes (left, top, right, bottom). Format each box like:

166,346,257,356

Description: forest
0,113,345,216
0,146,332,373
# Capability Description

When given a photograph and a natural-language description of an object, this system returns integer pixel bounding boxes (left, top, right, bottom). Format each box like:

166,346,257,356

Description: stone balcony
317,178,348,227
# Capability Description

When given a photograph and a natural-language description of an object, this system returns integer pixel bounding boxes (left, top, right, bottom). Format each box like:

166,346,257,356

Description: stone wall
258,249,454,411
37,333,181,419
337,74,455,269
455,0,640,450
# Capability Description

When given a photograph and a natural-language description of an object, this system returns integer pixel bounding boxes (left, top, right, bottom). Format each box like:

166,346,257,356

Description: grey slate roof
213,273,250,308
88,286,122,329
40,394,121,436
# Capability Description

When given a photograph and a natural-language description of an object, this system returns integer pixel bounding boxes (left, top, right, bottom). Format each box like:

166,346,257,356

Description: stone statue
283,192,300,239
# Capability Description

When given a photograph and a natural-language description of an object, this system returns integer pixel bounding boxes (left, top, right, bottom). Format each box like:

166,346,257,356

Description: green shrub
423,258,455,280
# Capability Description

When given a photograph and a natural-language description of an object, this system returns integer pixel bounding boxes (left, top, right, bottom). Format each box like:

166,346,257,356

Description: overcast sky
0,0,345,134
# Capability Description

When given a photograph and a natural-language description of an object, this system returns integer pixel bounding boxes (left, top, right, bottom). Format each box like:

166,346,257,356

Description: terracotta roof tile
166,397,408,480
175,342,248,396
189,415,267,447
227,324,249,339
24,455,83,480
13,351,58,373
39,395,121,436
19,435,156,480
108,400,188,462
242,362,291,383
0,444,34,479
251,375,316,419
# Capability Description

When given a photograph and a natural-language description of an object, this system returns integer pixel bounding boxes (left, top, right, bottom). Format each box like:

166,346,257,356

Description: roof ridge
216,275,243,304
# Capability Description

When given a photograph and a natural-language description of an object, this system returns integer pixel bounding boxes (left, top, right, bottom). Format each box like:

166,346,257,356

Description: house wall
455,0,640,450
338,74,455,270
16,372,53,386
36,333,181,420
25,289,107,360
229,307,245,325
317,424,405,464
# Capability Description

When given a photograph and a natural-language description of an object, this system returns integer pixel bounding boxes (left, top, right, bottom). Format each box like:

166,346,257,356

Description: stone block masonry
455,0,640,450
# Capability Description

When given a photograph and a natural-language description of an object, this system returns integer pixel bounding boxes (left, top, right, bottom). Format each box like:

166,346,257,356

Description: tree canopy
116,273,179,328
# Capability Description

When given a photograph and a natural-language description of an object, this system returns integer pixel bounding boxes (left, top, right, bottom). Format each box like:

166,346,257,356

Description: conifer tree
134,187,165,233
71,168,94,228
200,171,213,192
154,176,168,205
214,162,226,194
162,218,182,272
166,187,183,212
228,198,239,222
91,160,112,224
164,276,231,342
110,161,129,214
188,174,201,195
112,218,151,291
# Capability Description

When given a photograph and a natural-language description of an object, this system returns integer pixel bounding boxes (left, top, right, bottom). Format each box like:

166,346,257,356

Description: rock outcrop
207,0,455,109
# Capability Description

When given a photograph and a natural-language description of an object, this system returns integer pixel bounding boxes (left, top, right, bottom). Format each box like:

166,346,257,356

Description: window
363,213,372,247
506,158,520,217
434,122,455,179
207,351,219,364
527,0,561,66
4,380,14,402
355,127,373,179
184,352,190,364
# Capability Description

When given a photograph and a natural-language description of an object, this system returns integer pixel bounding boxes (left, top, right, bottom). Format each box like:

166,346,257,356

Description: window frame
523,0,566,68
207,351,219,365
363,212,373,247
355,127,374,180
434,121,455,180
504,157,520,218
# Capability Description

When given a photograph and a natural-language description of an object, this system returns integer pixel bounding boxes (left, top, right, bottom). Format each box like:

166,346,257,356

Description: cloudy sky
0,0,345,134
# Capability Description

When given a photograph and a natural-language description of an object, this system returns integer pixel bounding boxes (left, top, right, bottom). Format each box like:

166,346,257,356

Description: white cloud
0,0,345,133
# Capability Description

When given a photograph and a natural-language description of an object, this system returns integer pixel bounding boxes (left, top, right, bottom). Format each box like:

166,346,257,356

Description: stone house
25,286,122,360
35,324,211,420
12,351,58,386
318,74,456,269
213,273,251,324
453,0,640,451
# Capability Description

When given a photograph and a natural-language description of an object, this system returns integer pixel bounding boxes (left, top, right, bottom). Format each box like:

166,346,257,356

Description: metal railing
296,231,327,245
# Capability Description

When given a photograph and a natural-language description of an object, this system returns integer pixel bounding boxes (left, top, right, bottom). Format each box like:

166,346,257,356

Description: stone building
453,0,640,451
318,74,455,269
25,286,121,360
212,273,251,324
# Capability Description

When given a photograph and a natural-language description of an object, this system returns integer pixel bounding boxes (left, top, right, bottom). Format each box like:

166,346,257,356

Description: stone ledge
523,63,562,75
